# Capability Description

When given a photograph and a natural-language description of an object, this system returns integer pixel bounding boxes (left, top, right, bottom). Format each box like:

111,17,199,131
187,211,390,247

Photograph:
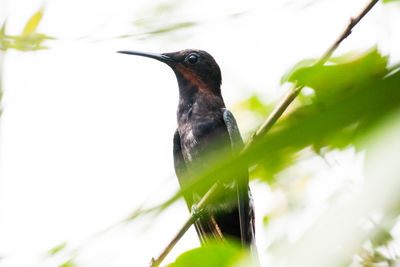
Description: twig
315,0,379,66
243,83,302,151
149,184,219,267
246,0,379,147
149,0,379,266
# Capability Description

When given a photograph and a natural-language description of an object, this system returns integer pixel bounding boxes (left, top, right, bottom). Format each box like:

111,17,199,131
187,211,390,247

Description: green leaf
0,22,9,51
281,58,315,84
58,259,78,267
0,9,54,51
22,9,44,35
0,22,5,36
236,94,273,117
10,33,54,51
167,241,251,267
382,0,400,3
263,215,270,226
245,48,400,182
370,228,393,248
47,242,67,256
287,48,388,99
372,251,390,262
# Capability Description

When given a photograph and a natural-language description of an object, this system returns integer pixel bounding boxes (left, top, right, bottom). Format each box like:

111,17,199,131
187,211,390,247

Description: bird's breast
178,112,230,166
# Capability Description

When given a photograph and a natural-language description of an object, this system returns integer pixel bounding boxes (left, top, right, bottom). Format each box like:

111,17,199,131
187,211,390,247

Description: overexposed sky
0,0,399,266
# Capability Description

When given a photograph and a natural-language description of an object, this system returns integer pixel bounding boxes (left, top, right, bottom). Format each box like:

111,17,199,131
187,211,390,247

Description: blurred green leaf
281,58,315,84
0,9,54,51
372,251,390,262
58,259,78,267
167,241,250,267
250,152,296,183
22,9,43,35
0,22,10,50
382,0,400,3
251,59,400,181
153,2,180,14
263,215,270,226
47,242,67,256
237,94,273,117
0,22,6,37
370,228,393,248
9,33,54,51
368,216,397,249
236,49,400,185
288,48,388,100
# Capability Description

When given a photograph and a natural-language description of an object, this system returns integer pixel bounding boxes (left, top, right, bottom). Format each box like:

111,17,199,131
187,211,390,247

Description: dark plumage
118,48,256,247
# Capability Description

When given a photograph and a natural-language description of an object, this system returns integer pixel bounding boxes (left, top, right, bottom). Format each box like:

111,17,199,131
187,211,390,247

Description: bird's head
118,49,222,96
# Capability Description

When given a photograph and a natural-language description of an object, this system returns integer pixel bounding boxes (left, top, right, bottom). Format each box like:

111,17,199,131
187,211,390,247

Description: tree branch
149,0,379,266
149,184,220,267
246,0,379,147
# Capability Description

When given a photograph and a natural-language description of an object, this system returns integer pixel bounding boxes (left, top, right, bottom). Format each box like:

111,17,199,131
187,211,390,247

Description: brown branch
149,183,220,267
315,0,379,66
247,0,379,147
149,0,380,266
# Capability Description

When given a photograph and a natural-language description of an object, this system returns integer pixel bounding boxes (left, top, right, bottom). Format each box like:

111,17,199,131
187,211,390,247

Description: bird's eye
187,54,198,64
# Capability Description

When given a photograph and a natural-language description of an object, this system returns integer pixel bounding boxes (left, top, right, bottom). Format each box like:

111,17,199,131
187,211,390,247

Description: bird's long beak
117,50,174,64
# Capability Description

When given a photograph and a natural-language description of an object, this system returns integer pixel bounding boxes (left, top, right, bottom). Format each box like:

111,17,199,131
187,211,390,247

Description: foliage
0,9,54,51
47,242,68,256
235,94,274,118
58,259,79,267
249,48,399,182
167,241,251,267
382,0,400,3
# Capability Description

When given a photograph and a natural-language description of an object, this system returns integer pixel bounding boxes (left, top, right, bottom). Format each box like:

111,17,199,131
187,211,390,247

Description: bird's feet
191,204,204,220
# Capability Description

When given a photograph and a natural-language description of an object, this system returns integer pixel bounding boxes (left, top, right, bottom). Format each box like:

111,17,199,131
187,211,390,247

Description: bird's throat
175,65,207,89
174,65,221,99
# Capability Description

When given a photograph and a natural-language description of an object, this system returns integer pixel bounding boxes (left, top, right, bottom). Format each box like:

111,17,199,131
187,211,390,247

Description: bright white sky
0,0,399,266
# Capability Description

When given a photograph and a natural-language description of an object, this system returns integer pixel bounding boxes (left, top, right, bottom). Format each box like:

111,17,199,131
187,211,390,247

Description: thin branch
149,216,194,267
247,0,379,146
149,0,380,266
149,184,219,267
243,83,302,151
315,0,379,66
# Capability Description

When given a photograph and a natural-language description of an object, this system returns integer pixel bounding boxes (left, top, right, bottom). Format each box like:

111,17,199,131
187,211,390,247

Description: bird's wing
222,109,254,245
174,129,224,244
222,109,245,153
173,129,193,208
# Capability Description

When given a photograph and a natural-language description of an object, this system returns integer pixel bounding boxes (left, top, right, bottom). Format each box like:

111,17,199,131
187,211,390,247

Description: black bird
118,49,255,247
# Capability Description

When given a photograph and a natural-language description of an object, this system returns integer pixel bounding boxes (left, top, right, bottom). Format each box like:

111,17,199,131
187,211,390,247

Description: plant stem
149,184,219,267
250,0,379,145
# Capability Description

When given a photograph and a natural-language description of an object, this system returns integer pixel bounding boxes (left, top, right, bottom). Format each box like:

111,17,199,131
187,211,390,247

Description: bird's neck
177,86,225,120
173,66,222,97
175,72,224,119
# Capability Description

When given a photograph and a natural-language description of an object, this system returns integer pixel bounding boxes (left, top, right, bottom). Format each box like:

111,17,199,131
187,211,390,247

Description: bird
118,49,256,248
